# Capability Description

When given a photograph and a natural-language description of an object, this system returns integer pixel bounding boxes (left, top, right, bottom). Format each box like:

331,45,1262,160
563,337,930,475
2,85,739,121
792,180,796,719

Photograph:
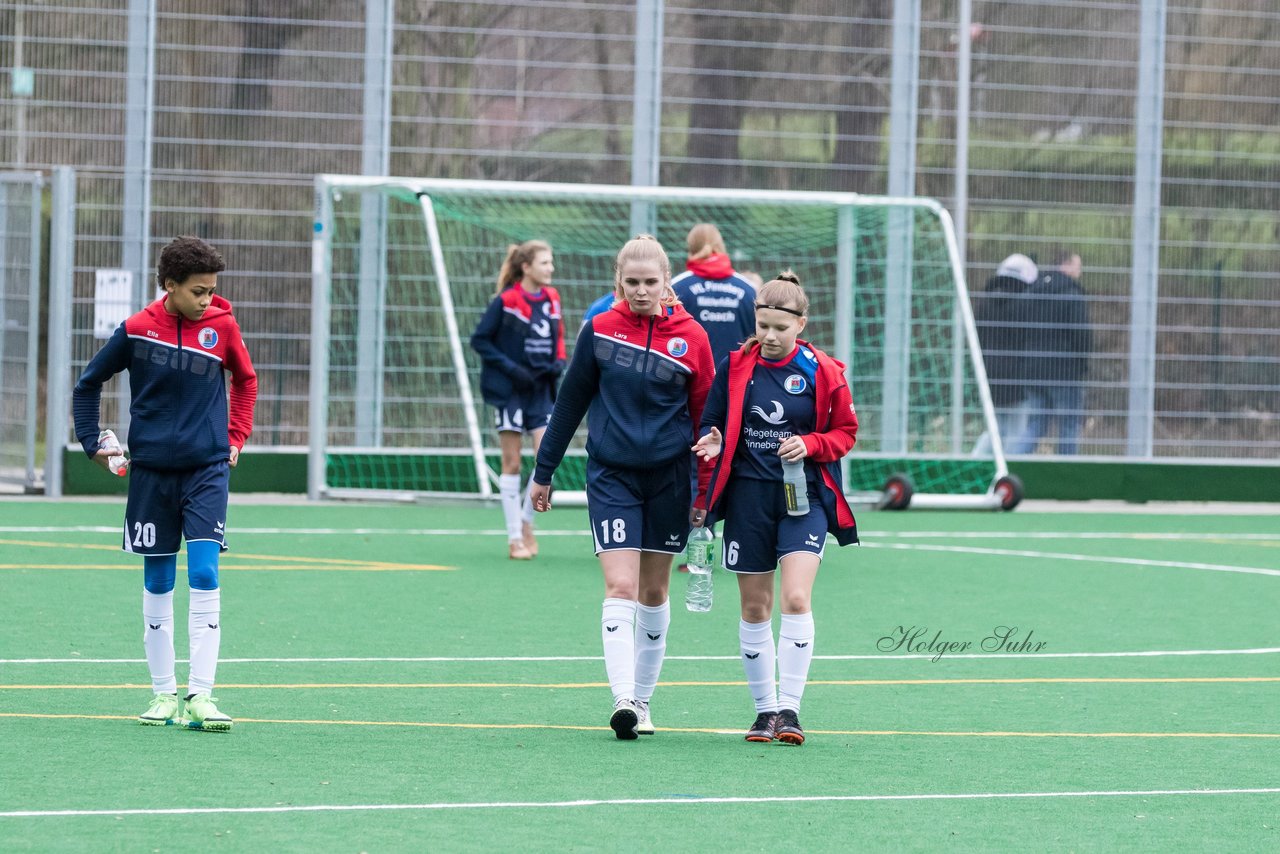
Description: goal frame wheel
880,473,915,510
993,474,1024,510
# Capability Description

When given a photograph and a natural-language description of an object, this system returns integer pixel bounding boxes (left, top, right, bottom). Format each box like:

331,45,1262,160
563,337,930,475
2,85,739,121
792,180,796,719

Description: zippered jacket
533,300,714,484
470,283,566,405
696,339,859,545
671,254,756,364
73,295,257,470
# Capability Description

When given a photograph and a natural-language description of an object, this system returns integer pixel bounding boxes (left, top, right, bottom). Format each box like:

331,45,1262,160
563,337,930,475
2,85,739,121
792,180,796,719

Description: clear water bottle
97,429,129,477
684,526,714,613
782,458,808,516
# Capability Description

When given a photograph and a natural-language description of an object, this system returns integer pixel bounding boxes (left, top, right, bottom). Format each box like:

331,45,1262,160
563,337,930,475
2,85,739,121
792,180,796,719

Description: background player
470,240,565,560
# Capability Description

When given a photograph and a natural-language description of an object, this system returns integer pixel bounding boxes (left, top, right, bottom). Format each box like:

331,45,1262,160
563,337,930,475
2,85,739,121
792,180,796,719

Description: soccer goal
309,175,1021,509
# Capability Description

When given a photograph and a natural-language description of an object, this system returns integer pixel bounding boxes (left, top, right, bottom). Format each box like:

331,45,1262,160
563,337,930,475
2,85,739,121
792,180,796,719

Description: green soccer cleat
139,692,180,726
183,693,233,732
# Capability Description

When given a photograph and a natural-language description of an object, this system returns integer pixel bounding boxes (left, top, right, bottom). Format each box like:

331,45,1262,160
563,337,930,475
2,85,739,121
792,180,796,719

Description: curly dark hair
156,236,225,287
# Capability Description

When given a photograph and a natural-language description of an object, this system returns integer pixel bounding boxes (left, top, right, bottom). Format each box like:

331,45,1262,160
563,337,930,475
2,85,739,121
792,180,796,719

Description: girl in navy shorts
692,271,858,745
529,235,714,740
470,240,565,560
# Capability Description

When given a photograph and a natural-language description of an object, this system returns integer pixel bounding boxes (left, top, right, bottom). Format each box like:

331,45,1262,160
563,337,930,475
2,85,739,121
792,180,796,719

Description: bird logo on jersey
784,374,807,394
750,400,786,424
198,328,218,349
666,337,688,357
529,303,552,338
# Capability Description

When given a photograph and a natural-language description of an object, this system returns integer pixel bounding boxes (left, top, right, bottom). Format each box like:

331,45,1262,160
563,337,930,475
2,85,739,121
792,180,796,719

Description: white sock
633,600,670,703
778,611,815,713
187,588,222,696
521,480,535,525
499,473,523,541
142,589,176,694
739,619,777,713
601,598,638,701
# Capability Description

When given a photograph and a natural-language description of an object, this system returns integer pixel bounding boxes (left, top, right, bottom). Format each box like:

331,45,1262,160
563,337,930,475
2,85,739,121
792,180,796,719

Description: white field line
858,541,1280,577
3,647,1279,665
2,526,1279,541
3,787,1278,819
6,527,1277,577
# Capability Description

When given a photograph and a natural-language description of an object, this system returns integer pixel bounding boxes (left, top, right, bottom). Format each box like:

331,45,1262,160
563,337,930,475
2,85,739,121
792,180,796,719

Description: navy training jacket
533,300,714,483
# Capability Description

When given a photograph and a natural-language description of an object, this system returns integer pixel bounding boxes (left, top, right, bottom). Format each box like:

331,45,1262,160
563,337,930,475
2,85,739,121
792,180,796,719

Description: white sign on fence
93,269,133,339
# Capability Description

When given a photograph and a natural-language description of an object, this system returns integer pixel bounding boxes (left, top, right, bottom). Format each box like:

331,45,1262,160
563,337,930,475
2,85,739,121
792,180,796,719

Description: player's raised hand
692,426,723,460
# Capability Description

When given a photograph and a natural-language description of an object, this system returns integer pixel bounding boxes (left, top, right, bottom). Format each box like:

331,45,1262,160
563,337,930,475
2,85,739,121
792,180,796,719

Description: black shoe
745,711,776,742
774,708,804,745
610,698,639,741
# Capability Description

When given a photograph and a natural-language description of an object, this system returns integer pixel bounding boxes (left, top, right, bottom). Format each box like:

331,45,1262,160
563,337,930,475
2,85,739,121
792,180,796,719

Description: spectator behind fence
1020,250,1092,454
973,253,1038,456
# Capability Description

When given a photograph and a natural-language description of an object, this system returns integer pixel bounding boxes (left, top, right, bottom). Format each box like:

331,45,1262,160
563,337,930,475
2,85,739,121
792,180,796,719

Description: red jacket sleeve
800,362,858,462
224,318,258,450
553,289,567,362
686,326,715,441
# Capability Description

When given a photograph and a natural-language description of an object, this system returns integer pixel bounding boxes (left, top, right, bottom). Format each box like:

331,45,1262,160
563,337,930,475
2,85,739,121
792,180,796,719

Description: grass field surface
1,499,1277,852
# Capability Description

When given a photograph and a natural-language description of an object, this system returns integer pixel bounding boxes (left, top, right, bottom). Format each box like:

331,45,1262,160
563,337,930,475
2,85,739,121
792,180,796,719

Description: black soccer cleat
774,708,804,745
610,698,639,741
745,711,776,742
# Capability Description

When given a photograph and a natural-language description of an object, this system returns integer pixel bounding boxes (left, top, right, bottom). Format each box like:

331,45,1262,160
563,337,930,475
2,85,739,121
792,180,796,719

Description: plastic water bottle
684,526,714,613
782,458,809,516
97,429,129,477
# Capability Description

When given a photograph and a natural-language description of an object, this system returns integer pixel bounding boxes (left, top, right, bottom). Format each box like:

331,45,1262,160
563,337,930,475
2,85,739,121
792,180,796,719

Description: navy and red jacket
73,294,258,470
533,300,714,484
470,283,566,405
671,253,756,365
696,339,859,545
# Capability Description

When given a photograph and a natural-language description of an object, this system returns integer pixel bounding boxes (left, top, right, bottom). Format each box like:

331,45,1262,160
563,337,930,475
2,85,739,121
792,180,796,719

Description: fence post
1126,0,1168,458
45,167,77,498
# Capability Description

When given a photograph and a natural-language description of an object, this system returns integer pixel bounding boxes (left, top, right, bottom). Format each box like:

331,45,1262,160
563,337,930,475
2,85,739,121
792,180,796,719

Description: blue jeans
1015,385,1084,455
973,399,1033,457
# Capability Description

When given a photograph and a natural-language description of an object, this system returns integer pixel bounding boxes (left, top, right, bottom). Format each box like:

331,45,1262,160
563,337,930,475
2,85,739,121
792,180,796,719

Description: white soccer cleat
634,698,655,735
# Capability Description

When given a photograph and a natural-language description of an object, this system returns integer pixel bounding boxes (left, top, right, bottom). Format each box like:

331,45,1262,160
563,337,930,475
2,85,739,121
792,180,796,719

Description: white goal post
309,175,1017,509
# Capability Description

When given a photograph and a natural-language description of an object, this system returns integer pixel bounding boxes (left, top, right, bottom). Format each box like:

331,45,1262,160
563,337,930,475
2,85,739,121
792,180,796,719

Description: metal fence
1,0,1277,464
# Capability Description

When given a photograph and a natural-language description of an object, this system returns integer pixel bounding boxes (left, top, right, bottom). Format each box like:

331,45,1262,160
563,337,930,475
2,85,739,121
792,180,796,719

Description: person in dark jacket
529,235,714,741
73,235,258,732
1020,250,1091,454
671,223,757,364
692,271,859,747
973,253,1038,456
470,240,565,560
669,224,756,571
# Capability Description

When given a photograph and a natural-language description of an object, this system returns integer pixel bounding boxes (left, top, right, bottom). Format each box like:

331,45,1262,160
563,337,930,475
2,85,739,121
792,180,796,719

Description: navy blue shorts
719,476,827,574
493,383,553,433
123,462,230,556
586,456,691,555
